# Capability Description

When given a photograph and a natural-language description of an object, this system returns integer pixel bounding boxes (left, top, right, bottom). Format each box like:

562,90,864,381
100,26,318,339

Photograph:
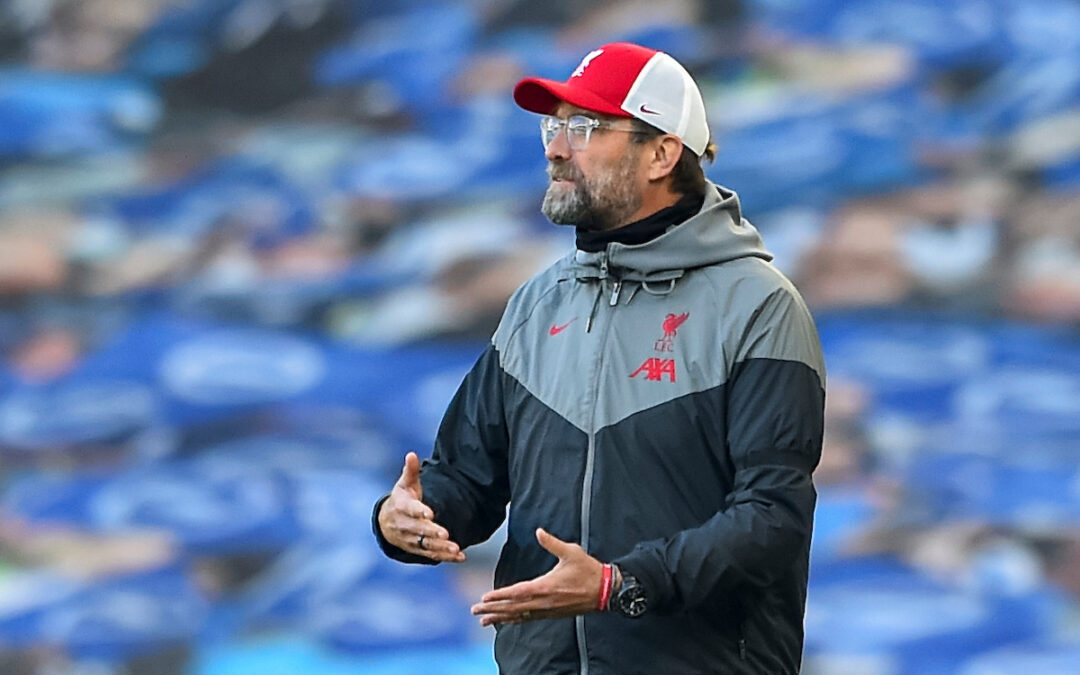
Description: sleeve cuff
613,547,669,613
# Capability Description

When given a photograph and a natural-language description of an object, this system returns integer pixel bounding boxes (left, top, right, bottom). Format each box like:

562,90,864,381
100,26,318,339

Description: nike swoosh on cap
639,104,661,115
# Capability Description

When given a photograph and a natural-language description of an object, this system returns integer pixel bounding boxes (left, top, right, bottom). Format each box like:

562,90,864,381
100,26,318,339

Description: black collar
575,192,705,252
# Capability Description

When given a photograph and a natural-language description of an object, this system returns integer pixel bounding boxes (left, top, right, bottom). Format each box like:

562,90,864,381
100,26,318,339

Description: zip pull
586,255,610,332
609,279,622,306
586,281,603,333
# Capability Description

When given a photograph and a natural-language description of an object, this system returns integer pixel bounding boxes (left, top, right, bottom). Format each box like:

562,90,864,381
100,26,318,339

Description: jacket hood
564,182,772,281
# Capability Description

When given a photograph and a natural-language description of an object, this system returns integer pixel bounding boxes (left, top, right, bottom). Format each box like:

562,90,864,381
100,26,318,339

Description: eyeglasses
540,114,640,151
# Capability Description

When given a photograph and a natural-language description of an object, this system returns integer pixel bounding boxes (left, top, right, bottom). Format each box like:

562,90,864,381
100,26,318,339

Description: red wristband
598,563,614,611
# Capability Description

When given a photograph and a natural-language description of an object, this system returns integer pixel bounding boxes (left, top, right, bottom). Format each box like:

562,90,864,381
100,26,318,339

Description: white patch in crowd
571,49,604,78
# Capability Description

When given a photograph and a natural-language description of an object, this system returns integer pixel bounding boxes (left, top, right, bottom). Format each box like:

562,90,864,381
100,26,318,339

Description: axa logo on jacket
629,357,677,382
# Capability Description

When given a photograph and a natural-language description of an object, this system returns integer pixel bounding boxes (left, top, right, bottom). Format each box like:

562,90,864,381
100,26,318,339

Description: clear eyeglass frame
539,114,639,151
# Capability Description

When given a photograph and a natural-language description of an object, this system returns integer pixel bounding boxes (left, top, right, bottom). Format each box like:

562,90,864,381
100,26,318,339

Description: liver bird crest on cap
571,49,604,78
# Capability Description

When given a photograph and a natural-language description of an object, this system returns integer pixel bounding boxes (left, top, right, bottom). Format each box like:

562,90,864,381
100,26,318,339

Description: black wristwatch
611,568,649,618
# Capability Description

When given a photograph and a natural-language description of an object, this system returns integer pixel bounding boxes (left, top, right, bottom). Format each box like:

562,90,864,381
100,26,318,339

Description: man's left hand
471,527,604,627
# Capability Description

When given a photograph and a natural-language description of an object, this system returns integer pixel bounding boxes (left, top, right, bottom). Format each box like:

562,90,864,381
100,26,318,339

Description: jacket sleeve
372,342,512,564
613,287,825,611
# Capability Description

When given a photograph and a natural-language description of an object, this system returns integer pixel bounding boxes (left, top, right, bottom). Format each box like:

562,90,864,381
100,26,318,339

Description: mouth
547,163,577,184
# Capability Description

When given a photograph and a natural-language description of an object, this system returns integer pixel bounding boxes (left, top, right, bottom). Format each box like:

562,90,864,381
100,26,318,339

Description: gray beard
541,150,642,231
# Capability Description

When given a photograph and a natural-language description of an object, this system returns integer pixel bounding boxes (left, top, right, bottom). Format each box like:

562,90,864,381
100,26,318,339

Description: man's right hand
377,452,466,563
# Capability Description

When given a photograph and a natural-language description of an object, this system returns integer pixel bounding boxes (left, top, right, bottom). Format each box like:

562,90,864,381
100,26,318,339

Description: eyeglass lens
540,115,597,151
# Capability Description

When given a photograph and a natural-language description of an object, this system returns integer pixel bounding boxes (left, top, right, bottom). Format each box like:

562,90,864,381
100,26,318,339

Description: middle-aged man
373,42,826,674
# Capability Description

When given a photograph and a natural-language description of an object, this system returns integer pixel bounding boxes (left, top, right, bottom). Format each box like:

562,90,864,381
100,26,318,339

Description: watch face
617,578,648,618
620,592,648,618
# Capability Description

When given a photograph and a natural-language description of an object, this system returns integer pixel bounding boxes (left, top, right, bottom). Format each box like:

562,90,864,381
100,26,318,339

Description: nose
544,127,572,162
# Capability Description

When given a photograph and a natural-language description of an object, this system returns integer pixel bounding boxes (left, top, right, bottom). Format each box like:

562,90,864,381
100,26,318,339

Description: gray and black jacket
375,182,825,674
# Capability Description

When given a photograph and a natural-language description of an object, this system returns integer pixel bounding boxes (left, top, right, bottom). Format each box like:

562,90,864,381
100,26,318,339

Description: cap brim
513,77,633,118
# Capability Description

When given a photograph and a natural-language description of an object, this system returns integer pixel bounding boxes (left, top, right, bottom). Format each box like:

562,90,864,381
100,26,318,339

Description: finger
397,452,423,498
471,598,531,616
473,596,534,617
399,531,466,563
421,535,465,559
480,579,540,604
418,548,467,563
399,498,436,522
474,605,557,627
394,521,466,560
536,527,574,559
390,510,450,540
478,611,535,627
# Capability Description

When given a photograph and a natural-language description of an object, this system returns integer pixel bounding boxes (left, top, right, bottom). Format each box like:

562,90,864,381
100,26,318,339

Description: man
373,42,825,674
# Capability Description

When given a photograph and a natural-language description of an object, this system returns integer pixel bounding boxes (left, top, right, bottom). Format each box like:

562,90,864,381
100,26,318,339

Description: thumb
399,452,423,498
536,528,574,559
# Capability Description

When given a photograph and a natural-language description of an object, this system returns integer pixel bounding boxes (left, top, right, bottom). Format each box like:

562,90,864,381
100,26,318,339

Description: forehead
553,102,619,121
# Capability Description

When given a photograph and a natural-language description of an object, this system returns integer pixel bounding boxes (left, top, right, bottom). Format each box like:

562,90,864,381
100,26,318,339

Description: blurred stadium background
1,0,1079,673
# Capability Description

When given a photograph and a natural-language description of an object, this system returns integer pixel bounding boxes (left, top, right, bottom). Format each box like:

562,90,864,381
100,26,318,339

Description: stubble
541,145,642,231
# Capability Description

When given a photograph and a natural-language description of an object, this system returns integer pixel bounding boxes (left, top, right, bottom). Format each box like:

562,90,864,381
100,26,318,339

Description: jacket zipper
577,254,616,675
585,257,609,332
734,596,748,662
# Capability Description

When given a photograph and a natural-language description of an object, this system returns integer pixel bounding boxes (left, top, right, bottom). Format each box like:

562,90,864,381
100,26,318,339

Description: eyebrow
554,103,586,117
553,105,618,122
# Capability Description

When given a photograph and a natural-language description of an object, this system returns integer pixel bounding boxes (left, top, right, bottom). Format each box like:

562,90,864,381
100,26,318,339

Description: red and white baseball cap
513,42,710,156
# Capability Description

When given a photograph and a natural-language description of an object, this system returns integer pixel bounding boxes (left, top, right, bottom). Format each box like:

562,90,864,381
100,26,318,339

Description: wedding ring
417,534,426,549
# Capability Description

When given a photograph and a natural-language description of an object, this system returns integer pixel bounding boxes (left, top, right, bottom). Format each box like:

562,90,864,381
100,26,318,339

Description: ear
645,135,684,182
